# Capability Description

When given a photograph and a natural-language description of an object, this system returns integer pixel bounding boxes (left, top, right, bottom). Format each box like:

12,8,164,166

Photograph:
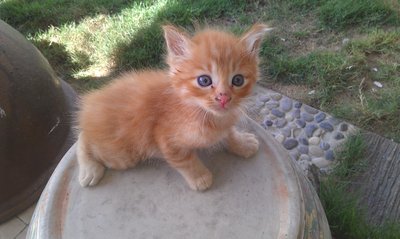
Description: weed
332,133,366,178
289,0,324,10
319,0,400,29
285,0,400,29
319,134,400,239
366,90,400,119
293,30,311,39
263,40,350,106
334,30,400,141
345,30,400,55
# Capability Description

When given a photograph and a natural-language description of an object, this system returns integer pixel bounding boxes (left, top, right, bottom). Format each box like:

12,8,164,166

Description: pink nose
215,93,232,108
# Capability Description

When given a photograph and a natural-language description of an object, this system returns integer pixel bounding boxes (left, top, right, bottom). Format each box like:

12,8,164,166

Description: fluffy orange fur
77,24,271,190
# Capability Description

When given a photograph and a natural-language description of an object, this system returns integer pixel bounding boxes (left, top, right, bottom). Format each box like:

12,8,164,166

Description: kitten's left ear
241,24,273,56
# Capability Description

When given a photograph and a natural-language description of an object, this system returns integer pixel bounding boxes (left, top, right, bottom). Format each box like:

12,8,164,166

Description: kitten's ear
163,25,192,60
241,24,273,56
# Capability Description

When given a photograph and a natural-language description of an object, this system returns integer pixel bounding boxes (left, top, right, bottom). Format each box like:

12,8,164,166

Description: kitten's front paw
186,170,213,191
231,132,259,159
79,159,106,187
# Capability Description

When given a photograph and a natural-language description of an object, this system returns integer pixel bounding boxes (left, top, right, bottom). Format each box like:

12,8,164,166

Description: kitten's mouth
210,103,231,113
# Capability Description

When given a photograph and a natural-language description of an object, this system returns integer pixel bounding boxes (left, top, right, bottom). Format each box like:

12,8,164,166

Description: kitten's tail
76,133,106,187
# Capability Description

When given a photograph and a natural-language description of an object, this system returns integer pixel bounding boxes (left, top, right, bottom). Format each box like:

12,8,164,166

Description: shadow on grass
31,39,89,77
3,0,249,91
29,39,109,92
112,0,246,72
0,0,137,35
113,23,166,72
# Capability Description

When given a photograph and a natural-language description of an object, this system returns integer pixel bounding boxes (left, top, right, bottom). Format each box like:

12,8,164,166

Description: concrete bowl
27,116,331,238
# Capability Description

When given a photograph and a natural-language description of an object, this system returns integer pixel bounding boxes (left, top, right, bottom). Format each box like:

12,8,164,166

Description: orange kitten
77,24,271,191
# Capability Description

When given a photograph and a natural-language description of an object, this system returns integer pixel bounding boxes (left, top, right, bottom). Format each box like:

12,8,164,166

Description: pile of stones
249,87,357,173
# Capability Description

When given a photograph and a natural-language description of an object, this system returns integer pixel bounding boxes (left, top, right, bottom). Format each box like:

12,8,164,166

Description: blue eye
197,75,212,87
232,74,244,87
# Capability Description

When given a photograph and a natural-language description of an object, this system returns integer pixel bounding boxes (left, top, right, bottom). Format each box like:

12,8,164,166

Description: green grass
346,30,400,54
1,0,246,80
319,0,400,29
287,0,400,29
319,134,400,239
262,43,350,106
0,0,136,34
261,27,400,141
332,30,400,141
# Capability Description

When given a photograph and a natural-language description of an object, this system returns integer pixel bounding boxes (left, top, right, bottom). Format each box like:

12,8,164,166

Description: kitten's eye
232,74,245,87
197,75,212,87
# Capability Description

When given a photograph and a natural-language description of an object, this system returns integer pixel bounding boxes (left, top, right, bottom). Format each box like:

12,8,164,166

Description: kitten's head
163,24,272,116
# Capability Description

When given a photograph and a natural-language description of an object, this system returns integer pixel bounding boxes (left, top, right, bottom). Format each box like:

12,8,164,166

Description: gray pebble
292,109,301,119
304,105,319,114
275,118,287,128
312,157,331,168
320,141,330,150
309,146,324,157
315,112,326,123
260,108,270,115
264,119,273,127
298,145,309,154
266,101,279,109
305,124,318,137
328,117,341,126
271,93,282,101
280,98,293,112
281,127,291,137
299,137,309,145
334,132,345,140
309,137,320,145
283,139,298,150
285,114,294,122
275,134,285,143
258,95,270,103
325,150,335,161
320,122,334,132
296,119,306,128
301,112,314,122
340,123,348,131
299,154,311,161
294,102,302,109
293,128,302,138
271,108,285,118
313,128,323,137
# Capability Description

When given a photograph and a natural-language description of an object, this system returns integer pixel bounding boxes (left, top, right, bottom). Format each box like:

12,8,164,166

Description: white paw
78,159,105,187
234,132,260,158
186,170,213,191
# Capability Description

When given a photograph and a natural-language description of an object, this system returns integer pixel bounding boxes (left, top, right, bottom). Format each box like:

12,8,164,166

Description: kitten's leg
226,127,259,158
164,148,212,191
77,135,106,187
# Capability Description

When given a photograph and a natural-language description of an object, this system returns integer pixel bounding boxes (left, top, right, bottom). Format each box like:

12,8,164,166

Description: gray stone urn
0,20,77,223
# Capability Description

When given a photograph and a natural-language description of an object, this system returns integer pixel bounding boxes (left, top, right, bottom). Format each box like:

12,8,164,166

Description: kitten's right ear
163,25,192,60
241,24,273,56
